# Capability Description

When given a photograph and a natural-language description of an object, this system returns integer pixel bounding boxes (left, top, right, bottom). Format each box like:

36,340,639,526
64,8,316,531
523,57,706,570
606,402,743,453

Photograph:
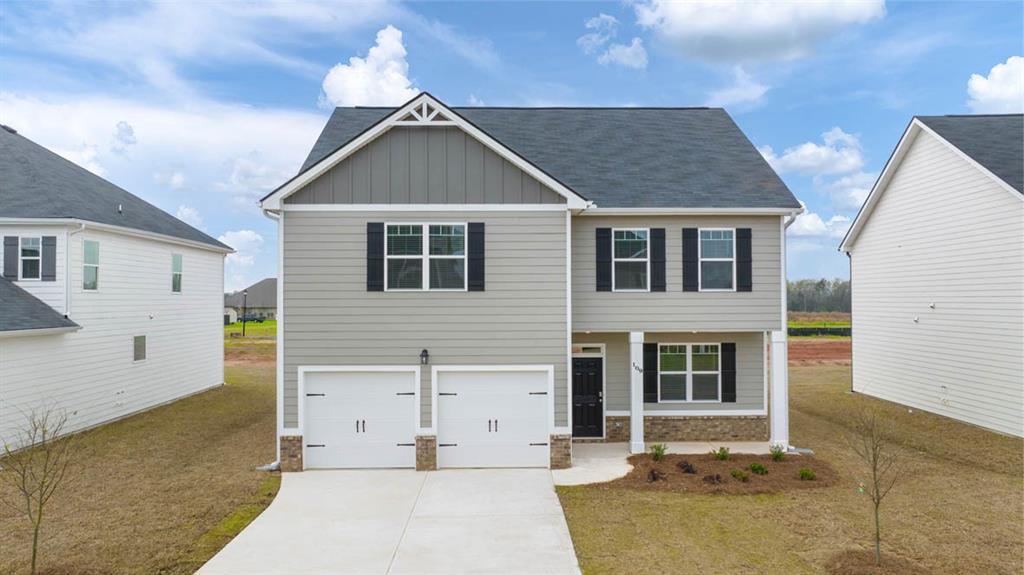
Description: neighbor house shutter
721,343,737,403
596,228,612,291
2,237,16,279
650,228,666,292
682,228,699,292
468,222,485,291
367,223,384,292
736,228,752,292
41,236,57,281
643,342,658,403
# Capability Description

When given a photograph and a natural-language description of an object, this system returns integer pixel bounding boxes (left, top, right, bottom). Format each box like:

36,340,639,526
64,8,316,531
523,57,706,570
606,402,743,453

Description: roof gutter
0,325,82,339
0,218,234,254
579,206,804,216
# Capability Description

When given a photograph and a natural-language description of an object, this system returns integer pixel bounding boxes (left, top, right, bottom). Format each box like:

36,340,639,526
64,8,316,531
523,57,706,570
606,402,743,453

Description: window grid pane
700,229,734,258
172,254,182,273
613,230,648,259
386,225,423,256
21,238,40,258
133,336,146,362
84,266,98,291
429,225,465,256
614,261,647,290
692,374,719,401
84,240,99,265
660,374,687,401
387,258,423,289
429,258,465,289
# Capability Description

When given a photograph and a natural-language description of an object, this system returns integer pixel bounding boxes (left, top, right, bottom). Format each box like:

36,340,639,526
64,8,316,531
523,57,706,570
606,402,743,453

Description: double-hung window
385,223,466,291
658,343,721,402
171,254,183,293
699,229,735,291
83,240,99,290
612,228,648,291
19,237,41,280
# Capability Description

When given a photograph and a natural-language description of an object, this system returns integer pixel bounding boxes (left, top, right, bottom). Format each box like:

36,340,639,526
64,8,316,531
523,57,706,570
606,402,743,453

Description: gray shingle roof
0,127,231,250
296,106,800,209
0,278,80,333
916,114,1023,193
224,277,277,309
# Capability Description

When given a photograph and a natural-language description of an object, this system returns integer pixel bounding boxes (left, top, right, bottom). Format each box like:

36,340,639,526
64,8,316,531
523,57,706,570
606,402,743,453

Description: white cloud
219,229,265,291
578,13,619,55
967,56,1024,113
111,120,136,153
759,127,865,176
598,38,648,69
788,203,851,239
706,67,769,108
633,0,885,62
175,205,204,229
321,25,419,108
155,170,186,190
467,93,485,106
823,171,877,210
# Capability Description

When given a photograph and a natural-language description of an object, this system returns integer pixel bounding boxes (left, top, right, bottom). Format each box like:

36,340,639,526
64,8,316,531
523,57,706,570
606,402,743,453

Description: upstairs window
385,223,466,291
20,237,41,280
699,229,735,291
658,343,722,402
612,229,648,291
171,254,183,293
83,240,99,290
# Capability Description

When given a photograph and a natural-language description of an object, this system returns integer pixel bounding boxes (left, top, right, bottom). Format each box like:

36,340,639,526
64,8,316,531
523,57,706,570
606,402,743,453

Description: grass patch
787,311,851,328
185,474,281,569
224,320,276,339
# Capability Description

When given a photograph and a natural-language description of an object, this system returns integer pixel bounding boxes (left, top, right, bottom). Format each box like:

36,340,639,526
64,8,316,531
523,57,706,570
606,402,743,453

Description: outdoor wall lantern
420,349,430,365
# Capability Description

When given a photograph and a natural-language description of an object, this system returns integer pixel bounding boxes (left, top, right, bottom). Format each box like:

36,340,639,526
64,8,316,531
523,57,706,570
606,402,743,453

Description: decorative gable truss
261,92,591,211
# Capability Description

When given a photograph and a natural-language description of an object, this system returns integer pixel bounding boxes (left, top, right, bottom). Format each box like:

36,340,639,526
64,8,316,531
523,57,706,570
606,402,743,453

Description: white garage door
303,370,417,469
436,369,550,468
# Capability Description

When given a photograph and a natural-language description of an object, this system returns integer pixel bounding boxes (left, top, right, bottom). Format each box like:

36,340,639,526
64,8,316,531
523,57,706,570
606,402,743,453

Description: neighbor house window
658,343,721,402
19,237,41,280
133,335,147,362
385,223,466,291
83,240,99,290
699,229,735,291
171,254,183,293
612,229,648,291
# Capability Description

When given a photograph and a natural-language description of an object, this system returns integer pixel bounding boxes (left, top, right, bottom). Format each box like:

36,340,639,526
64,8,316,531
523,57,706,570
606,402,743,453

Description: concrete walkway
198,469,580,575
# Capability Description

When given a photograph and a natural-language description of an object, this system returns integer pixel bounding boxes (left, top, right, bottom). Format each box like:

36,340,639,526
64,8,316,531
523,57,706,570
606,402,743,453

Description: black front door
572,357,603,438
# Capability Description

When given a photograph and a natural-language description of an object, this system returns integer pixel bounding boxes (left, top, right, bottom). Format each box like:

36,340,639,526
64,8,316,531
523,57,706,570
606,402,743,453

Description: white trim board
0,217,232,254
280,203,569,212
571,343,607,440
606,409,767,417
261,92,590,211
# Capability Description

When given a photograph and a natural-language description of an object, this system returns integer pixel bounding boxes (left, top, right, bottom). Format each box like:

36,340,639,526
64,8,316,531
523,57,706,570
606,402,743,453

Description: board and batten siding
0,225,68,314
0,227,225,446
571,216,783,332
849,129,1024,437
285,126,565,205
281,210,568,430
573,332,765,412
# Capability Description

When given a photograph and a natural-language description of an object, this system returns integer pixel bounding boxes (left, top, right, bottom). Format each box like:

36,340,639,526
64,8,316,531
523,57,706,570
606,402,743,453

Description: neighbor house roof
0,277,80,335
293,105,800,209
0,126,231,251
916,114,1023,193
225,277,277,309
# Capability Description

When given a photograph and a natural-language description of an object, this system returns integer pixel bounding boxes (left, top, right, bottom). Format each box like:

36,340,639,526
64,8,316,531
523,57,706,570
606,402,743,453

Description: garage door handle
396,443,415,447
438,443,458,447
529,391,547,395
488,419,492,432
530,442,548,447
306,393,325,397
439,392,457,396
306,444,325,448
395,392,414,396
362,420,366,433
494,419,498,432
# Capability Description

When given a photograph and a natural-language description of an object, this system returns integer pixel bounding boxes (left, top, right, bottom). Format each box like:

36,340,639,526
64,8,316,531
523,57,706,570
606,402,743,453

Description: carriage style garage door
302,369,417,469
435,368,551,468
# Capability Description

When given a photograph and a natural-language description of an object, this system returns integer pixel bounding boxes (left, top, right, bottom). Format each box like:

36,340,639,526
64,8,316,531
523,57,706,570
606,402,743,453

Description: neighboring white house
0,125,233,447
840,114,1024,437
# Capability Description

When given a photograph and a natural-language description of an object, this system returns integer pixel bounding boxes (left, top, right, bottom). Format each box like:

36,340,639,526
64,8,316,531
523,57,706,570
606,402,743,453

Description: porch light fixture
420,349,430,365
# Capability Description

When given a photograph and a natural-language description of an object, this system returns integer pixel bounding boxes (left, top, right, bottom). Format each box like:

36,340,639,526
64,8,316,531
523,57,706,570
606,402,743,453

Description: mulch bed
601,453,838,495
824,549,933,575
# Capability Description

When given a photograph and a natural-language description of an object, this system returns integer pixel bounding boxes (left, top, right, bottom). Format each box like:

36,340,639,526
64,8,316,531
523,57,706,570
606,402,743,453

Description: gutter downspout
65,222,86,319
261,209,282,470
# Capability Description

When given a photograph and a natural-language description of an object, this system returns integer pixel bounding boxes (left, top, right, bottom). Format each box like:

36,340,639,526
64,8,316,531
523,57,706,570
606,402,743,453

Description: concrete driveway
198,469,580,575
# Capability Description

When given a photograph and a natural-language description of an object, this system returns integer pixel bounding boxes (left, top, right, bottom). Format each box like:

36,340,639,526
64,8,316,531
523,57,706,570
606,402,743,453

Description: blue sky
2,1,1021,289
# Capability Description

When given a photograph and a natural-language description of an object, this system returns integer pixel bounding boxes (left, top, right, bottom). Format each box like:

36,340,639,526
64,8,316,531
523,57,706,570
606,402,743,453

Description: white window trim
611,227,650,293
384,222,468,292
83,239,99,291
132,335,147,363
656,342,722,404
171,253,183,294
18,236,41,281
698,227,736,292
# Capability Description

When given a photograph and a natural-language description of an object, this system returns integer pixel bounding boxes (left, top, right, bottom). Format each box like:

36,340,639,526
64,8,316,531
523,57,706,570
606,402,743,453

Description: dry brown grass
0,339,278,575
559,361,1024,574
789,311,852,326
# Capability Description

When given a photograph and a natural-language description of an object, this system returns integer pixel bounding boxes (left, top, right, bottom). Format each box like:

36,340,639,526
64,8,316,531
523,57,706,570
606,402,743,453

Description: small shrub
711,446,731,460
650,443,667,462
749,462,768,475
799,467,817,481
730,469,750,483
701,473,722,485
770,444,786,462
678,460,697,474
647,469,665,482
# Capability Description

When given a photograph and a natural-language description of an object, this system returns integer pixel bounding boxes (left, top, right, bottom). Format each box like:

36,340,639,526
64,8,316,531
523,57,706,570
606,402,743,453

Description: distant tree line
788,279,851,312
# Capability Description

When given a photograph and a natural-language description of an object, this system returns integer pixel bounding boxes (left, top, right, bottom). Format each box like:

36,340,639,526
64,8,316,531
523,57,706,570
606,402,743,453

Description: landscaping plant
0,409,77,575
649,443,667,462
677,460,697,474
848,408,906,567
749,462,768,475
711,446,731,460
647,469,665,482
799,467,816,481
701,473,722,485
770,444,786,462
730,469,749,483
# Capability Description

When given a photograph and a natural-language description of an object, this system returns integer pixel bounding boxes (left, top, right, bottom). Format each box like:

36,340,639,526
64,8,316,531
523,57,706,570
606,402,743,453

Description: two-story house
260,93,801,471
0,125,231,447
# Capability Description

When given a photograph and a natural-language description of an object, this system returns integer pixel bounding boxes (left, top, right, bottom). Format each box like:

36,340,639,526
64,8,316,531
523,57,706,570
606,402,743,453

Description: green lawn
224,319,277,338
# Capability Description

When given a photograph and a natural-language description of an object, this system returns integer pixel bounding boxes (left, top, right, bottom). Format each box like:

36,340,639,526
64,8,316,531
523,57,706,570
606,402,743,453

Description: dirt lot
789,337,852,363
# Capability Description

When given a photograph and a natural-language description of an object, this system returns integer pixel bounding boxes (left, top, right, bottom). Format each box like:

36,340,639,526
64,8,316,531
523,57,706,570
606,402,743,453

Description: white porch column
770,330,789,449
629,331,645,454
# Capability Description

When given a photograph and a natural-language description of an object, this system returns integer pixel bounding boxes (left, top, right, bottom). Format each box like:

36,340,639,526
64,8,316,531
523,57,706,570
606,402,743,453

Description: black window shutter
643,342,658,403
366,223,384,292
3,237,17,279
736,228,752,292
468,222,485,291
595,228,612,291
682,228,698,292
650,228,666,292
41,236,57,282
721,343,737,403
